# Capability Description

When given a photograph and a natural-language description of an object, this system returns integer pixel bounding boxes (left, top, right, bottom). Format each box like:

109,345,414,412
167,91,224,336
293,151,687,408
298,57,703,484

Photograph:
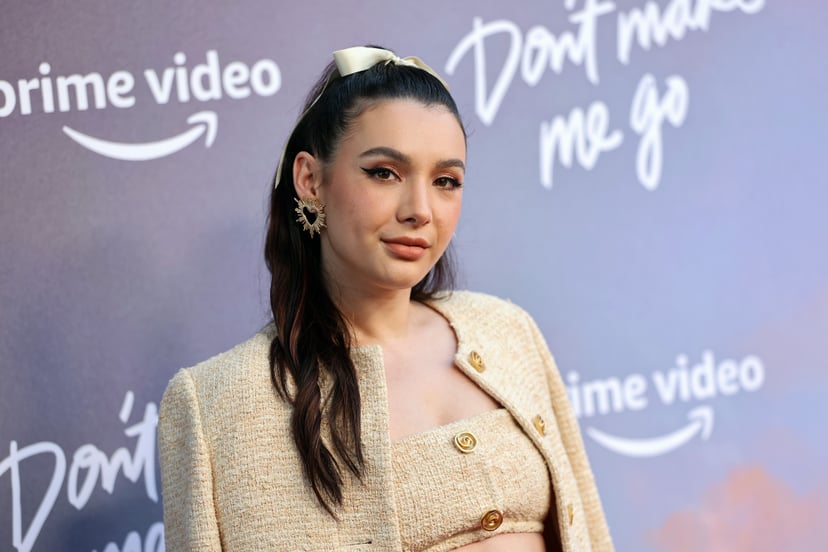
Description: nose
397,179,432,227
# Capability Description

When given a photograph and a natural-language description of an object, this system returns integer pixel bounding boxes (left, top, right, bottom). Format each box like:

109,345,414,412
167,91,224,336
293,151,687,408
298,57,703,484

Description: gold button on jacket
468,350,486,372
533,414,546,435
480,509,504,531
453,431,478,453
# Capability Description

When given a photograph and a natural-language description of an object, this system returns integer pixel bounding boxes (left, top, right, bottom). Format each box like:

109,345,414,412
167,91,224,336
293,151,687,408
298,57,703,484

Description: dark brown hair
264,50,465,515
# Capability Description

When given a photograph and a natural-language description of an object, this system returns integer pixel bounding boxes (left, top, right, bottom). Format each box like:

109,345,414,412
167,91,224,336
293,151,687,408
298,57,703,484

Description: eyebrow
359,146,465,172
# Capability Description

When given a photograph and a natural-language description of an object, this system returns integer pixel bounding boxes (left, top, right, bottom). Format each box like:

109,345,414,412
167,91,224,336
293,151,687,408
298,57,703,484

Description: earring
294,197,326,237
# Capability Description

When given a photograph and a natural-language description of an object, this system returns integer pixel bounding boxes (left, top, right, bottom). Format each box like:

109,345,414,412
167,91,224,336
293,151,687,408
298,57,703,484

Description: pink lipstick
382,237,430,261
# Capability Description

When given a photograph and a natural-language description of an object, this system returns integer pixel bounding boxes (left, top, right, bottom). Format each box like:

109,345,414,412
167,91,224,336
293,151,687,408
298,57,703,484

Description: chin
378,268,434,292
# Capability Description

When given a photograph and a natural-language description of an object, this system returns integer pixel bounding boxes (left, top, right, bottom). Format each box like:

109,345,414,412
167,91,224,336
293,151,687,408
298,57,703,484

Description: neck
330,285,416,346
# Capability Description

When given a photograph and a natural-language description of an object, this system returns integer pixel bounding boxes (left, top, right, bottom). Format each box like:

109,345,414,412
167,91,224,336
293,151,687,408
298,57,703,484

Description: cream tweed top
159,291,614,551
391,408,550,551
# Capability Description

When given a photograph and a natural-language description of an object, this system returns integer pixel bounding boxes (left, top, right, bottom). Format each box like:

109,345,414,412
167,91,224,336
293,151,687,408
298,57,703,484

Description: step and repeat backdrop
2,1,826,550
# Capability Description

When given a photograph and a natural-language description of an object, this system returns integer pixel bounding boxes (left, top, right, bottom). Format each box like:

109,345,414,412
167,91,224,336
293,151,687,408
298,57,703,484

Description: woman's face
315,99,466,297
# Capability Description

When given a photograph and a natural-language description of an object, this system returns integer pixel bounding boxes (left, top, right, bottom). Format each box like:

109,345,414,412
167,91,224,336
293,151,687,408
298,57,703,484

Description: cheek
437,199,463,231
325,197,384,252
338,189,395,230
326,206,361,241
322,186,362,229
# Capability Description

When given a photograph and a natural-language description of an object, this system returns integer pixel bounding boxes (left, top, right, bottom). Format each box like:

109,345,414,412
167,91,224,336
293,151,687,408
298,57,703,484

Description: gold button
453,431,477,453
567,503,574,525
480,509,503,531
533,414,546,436
468,351,486,372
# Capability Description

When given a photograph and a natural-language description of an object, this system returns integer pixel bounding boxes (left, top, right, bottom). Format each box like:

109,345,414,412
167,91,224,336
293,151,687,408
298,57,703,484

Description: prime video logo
569,349,765,458
0,50,281,160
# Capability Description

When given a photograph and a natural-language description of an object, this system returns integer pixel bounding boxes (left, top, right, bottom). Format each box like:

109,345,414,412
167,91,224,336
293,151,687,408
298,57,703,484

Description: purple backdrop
2,1,826,550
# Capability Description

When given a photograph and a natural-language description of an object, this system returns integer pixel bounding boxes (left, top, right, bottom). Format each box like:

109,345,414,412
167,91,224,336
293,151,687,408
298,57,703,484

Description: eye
434,176,463,189
361,166,398,181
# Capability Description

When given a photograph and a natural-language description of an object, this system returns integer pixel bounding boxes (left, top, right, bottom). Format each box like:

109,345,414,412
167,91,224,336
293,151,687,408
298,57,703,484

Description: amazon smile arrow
586,405,714,458
62,110,217,161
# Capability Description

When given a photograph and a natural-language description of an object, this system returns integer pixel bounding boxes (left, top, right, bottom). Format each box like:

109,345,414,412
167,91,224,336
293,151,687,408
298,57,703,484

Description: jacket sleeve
158,368,223,551
523,310,615,552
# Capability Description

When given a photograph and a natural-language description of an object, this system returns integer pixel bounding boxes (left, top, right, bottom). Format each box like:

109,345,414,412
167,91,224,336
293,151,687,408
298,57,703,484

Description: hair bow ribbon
332,46,449,90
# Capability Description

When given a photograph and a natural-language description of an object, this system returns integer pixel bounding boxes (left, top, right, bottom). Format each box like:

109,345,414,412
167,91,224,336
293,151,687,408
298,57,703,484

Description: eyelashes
361,167,396,181
360,167,463,189
434,176,463,189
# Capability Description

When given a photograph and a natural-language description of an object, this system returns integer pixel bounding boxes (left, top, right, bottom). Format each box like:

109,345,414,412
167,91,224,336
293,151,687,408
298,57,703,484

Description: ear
293,151,323,199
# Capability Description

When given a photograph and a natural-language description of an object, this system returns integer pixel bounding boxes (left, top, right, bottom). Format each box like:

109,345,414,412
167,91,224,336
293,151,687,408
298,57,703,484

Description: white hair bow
332,46,449,90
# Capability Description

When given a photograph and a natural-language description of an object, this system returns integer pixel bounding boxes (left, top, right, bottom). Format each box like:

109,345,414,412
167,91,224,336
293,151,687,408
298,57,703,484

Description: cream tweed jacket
159,291,614,551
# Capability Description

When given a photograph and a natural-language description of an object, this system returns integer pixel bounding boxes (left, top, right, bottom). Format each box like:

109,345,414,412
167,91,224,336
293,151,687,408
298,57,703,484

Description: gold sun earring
294,197,326,238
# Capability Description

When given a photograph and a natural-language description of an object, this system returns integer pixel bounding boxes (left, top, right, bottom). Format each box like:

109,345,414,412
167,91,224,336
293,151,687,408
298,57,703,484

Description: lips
382,237,431,261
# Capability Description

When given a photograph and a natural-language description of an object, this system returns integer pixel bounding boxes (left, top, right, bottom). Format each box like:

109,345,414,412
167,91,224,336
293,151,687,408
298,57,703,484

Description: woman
159,46,613,551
